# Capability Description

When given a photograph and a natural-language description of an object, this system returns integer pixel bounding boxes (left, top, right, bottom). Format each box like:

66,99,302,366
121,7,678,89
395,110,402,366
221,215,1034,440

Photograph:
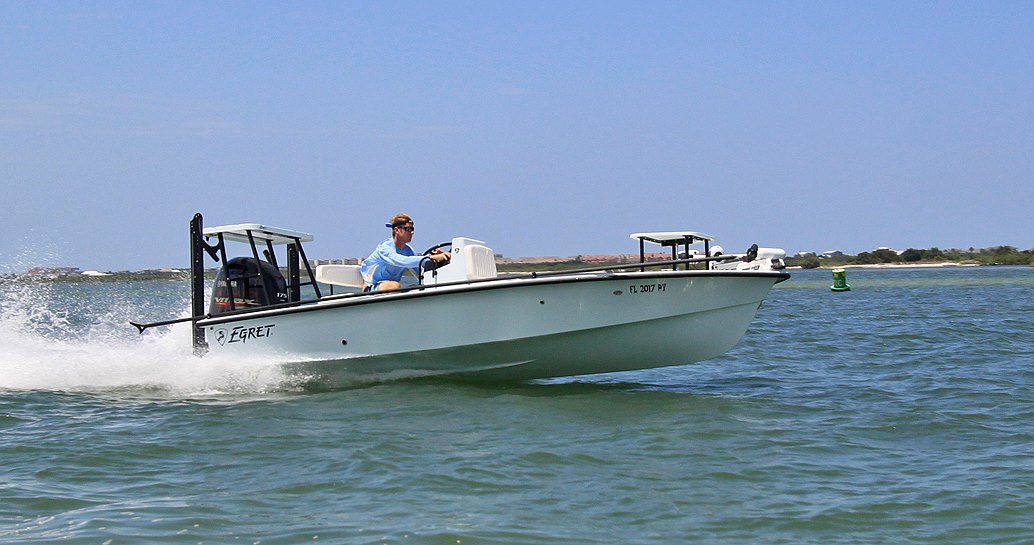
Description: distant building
495,253,670,265
496,256,565,264
873,246,904,255
579,254,624,263
25,267,80,278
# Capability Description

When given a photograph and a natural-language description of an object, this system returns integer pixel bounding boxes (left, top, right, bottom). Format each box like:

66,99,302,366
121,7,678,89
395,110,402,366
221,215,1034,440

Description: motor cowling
711,246,787,271
209,257,288,315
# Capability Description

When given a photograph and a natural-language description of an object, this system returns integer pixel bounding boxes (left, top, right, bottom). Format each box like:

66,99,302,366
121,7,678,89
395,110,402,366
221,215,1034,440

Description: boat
131,213,789,383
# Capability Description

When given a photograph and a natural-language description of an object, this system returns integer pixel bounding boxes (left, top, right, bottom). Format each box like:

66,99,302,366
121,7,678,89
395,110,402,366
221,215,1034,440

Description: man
360,213,450,291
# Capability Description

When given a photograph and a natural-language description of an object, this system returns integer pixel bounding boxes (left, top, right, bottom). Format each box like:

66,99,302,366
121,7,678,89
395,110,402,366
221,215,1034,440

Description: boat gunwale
196,268,790,327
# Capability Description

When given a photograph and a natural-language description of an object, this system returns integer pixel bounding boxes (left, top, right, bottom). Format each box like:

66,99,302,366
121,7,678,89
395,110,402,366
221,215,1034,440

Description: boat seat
315,264,365,289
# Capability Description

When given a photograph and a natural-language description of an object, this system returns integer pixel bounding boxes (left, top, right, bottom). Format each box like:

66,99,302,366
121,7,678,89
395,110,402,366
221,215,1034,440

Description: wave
0,279,306,396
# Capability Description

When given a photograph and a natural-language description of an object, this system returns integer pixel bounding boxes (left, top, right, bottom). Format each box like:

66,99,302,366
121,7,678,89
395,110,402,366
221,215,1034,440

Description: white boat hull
197,270,785,382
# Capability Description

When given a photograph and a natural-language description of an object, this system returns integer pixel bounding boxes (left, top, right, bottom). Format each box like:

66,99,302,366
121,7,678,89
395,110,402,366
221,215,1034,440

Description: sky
2,1,1032,272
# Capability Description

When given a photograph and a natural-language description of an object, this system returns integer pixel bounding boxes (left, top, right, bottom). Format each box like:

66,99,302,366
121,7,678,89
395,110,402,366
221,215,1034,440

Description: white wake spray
0,278,304,396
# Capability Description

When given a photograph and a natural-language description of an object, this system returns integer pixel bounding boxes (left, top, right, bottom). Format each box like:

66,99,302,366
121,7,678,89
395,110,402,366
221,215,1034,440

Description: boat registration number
628,283,666,294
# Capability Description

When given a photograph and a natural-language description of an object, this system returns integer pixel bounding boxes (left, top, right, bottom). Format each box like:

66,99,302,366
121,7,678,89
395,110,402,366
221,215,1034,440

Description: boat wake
0,279,316,396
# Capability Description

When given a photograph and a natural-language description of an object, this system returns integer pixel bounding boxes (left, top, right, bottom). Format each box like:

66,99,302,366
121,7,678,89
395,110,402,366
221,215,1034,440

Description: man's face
395,223,414,244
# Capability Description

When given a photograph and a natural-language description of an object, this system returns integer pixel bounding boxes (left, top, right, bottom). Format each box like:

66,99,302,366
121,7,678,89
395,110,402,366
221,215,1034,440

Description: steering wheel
420,241,453,272
422,241,452,256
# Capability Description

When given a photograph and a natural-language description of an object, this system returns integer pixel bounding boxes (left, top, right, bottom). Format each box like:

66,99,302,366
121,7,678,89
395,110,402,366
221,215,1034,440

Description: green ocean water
1,267,1032,544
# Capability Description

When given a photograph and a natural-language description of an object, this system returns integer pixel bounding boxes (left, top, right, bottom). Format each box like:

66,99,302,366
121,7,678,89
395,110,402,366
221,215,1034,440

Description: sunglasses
396,225,415,232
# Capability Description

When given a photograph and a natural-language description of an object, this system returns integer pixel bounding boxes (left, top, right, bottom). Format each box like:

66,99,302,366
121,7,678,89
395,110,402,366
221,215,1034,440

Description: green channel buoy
831,268,851,292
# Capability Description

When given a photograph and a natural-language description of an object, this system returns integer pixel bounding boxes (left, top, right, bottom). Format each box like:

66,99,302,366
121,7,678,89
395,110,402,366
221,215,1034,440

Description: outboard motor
209,257,288,315
711,245,787,271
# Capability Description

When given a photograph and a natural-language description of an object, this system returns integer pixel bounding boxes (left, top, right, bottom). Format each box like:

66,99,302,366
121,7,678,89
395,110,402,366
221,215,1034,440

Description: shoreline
817,262,982,270
7,260,1028,283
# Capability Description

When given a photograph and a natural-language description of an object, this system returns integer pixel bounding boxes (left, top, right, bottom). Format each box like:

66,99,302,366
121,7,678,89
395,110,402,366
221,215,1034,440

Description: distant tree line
787,246,1034,269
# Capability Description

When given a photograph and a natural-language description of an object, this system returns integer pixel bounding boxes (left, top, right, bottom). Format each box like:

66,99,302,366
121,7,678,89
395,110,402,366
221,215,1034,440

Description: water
2,267,1033,544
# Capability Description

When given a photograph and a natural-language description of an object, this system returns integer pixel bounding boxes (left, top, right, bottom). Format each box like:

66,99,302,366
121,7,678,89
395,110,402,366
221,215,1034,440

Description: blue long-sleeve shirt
360,238,424,287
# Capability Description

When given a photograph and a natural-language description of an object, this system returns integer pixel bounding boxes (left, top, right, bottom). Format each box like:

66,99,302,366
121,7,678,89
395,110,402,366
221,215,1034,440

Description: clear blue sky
2,1,1032,271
